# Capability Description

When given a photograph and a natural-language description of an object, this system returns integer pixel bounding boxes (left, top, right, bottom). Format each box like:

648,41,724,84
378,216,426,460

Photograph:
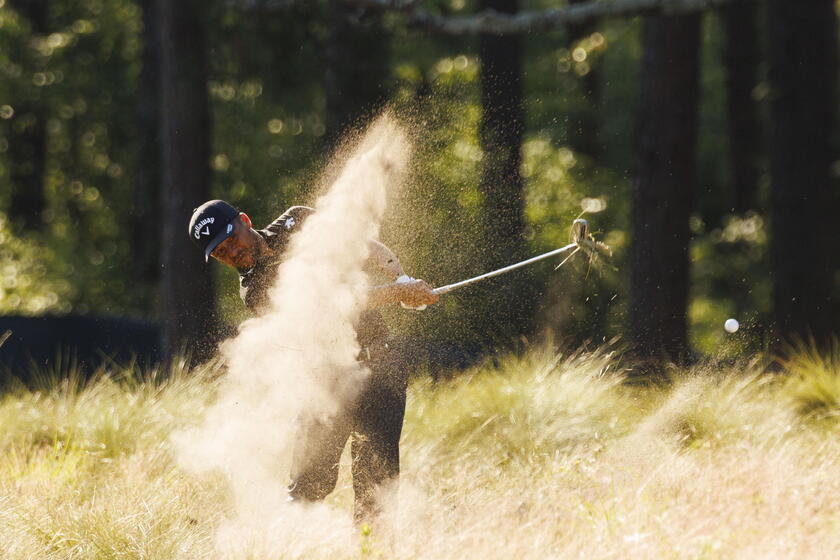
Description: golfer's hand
396,278,439,308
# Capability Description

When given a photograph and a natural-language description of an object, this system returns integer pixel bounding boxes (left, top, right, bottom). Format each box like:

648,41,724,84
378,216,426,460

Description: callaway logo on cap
188,200,240,262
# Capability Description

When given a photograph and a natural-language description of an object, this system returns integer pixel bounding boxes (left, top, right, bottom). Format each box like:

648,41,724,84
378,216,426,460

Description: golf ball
724,318,739,333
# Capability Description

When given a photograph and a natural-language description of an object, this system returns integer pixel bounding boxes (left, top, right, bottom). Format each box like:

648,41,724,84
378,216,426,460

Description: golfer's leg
350,351,408,521
288,412,352,502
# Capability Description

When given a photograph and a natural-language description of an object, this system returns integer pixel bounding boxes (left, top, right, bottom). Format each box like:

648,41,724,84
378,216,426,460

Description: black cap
188,200,240,262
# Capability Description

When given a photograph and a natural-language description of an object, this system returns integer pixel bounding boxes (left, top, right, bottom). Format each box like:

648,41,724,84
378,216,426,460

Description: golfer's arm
366,240,405,280
367,283,407,308
364,240,407,308
364,241,440,308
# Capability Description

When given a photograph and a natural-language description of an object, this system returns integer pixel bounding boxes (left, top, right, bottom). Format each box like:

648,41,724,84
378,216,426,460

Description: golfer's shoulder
263,205,315,235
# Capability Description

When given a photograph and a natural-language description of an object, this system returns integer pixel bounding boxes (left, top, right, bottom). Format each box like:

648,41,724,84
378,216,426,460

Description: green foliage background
1,0,822,354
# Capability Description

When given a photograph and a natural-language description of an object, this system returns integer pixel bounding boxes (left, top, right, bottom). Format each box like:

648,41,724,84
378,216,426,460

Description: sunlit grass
2,345,840,558
779,339,840,420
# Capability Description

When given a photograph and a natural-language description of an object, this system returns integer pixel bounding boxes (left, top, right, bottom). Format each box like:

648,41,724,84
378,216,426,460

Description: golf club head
571,218,590,245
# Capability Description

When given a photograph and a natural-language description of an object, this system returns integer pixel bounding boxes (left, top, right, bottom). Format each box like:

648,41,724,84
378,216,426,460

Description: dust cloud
173,114,410,557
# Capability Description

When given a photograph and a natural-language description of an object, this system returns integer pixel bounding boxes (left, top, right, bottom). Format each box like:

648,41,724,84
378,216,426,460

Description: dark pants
288,344,407,521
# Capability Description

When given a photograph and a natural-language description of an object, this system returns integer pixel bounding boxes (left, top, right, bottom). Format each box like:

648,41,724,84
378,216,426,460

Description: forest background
1,0,838,369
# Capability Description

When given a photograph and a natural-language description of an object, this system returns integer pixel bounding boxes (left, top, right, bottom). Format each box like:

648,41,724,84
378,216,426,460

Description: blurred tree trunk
629,13,702,363
567,0,601,158
157,0,216,361
7,0,48,232
477,0,535,341
767,0,838,345
133,0,162,311
538,0,603,343
323,0,389,150
722,0,760,215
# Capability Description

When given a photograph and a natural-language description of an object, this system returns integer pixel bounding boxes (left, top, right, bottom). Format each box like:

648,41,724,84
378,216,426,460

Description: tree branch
342,0,748,35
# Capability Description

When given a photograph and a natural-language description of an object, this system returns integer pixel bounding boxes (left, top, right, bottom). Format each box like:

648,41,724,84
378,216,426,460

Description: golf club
400,219,607,310
432,218,595,296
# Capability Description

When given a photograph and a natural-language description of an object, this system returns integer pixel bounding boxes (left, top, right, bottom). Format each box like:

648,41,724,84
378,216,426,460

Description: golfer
188,199,438,521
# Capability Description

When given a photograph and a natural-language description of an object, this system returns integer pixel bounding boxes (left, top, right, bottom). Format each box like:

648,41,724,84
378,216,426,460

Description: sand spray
173,114,411,557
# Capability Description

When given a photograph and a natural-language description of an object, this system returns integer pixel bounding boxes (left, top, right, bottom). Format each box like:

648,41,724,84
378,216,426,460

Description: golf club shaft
432,242,578,295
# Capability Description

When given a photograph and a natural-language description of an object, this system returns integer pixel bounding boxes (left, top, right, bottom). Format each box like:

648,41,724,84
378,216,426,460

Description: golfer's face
211,220,259,270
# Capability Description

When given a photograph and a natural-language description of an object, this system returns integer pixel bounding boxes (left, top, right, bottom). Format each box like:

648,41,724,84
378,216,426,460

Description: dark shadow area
0,314,162,382
0,314,487,386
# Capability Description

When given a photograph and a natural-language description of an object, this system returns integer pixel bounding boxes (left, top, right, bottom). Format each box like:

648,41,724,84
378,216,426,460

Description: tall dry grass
1,345,839,559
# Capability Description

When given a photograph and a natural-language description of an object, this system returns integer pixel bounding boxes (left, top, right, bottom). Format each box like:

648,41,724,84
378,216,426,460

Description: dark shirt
238,206,390,350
